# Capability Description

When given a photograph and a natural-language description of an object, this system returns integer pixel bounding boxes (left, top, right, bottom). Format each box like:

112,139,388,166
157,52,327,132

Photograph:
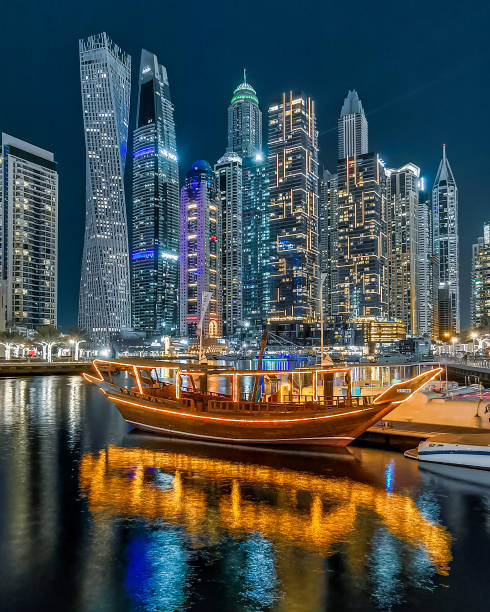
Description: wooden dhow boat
82,359,442,447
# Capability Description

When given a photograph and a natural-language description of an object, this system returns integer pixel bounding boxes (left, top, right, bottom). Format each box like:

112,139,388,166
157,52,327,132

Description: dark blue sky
0,0,488,331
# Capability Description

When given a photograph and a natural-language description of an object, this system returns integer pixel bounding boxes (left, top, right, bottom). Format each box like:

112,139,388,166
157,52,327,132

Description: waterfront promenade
0,360,91,377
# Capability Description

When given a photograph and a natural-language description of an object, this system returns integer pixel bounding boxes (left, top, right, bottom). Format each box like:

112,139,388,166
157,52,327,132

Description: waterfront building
179,161,221,339
348,317,406,351
214,152,242,337
319,169,338,319
471,221,490,329
432,144,459,334
416,191,439,339
0,134,58,330
131,50,179,337
267,92,319,334
227,71,262,157
242,153,269,328
386,164,420,335
338,90,368,159
227,74,268,330
333,153,388,320
78,33,131,343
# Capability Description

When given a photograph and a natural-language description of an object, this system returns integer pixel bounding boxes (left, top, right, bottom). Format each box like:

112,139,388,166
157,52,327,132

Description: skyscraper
78,33,131,343
318,169,337,319
333,153,388,319
386,164,420,334
227,71,262,157
179,161,221,339
131,49,179,337
338,90,368,159
215,152,242,337
432,144,459,334
0,134,58,330
471,221,490,329
267,92,319,332
227,74,268,330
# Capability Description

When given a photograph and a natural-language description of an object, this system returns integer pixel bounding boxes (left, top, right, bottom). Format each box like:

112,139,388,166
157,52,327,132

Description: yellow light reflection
79,446,452,575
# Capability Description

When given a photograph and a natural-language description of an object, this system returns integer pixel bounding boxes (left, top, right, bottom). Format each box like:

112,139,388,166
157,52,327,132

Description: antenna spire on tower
243,67,247,83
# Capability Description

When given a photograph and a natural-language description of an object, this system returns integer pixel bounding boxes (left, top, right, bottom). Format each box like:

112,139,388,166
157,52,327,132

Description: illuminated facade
416,192,439,339
338,90,368,159
386,164,420,335
242,154,269,328
78,33,131,342
0,134,58,329
131,50,179,337
432,144,459,334
179,161,221,338
471,221,490,329
333,153,388,319
215,152,242,337
227,73,262,157
267,92,319,327
318,169,337,318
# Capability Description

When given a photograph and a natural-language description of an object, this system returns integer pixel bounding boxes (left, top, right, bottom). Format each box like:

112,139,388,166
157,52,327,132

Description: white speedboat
405,434,490,470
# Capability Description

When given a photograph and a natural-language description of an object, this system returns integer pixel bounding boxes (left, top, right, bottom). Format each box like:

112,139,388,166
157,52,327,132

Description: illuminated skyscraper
179,161,221,339
227,72,262,157
471,221,490,329
78,33,131,342
131,49,179,337
227,74,268,329
318,169,337,318
338,90,368,159
267,92,319,332
333,153,388,319
0,134,58,330
215,152,242,337
432,144,459,334
386,164,420,334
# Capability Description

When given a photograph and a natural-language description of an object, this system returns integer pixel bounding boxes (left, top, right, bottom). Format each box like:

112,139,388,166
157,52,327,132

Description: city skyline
0,1,487,331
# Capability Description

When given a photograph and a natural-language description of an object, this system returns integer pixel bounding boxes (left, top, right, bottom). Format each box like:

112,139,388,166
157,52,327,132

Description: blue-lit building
131,49,179,336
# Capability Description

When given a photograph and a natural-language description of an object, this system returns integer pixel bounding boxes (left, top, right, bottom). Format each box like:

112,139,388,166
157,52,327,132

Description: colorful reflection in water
79,444,452,609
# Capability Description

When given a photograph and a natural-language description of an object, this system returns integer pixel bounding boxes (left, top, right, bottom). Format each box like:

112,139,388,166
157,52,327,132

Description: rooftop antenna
243,67,247,83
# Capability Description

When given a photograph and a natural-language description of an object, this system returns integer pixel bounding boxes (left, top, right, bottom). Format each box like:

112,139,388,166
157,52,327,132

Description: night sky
0,0,488,331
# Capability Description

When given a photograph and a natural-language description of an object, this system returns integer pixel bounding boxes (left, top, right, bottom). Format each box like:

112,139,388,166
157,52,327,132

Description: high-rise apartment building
338,90,368,159
318,169,338,318
432,144,459,334
267,92,319,330
471,221,490,329
416,186,439,340
179,161,221,339
78,33,131,342
227,72,262,157
333,153,388,319
242,154,269,328
131,49,179,337
215,152,242,337
0,134,58,330
386,164,420,334
227,75,268,330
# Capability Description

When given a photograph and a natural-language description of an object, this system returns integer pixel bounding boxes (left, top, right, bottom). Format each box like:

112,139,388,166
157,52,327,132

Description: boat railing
206,395,373,413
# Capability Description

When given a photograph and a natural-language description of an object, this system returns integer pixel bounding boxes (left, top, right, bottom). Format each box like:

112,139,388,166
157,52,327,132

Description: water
0,375,489,612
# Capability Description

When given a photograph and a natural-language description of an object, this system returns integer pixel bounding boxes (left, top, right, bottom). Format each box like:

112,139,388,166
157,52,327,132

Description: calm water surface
0,375,489,611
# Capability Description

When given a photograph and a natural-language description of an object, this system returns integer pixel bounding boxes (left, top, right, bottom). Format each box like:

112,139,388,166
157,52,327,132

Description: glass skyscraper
0,134,58,330
338,90,368,159
267,92,319,328
78,33,131,342
227,75,268,329
131,49,179,337
179,161,221,339
215,152,242,337
471,221,490,329
432,144,459,334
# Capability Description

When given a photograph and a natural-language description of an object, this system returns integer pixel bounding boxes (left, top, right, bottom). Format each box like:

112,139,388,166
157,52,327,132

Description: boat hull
405,444,490,470
106,392,396,447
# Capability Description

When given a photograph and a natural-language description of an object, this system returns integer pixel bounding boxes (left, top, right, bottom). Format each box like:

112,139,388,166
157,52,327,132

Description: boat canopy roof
426,433,490,446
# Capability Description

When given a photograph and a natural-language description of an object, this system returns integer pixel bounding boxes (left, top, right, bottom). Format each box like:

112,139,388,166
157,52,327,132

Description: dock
0,361,91,377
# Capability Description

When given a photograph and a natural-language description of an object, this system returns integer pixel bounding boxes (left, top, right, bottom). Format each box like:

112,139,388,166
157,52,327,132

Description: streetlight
319,272,327,365
470,332,478,355
451,337,458,357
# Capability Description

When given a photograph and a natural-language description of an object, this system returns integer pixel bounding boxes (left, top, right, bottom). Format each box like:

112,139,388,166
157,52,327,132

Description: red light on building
210,235,217,241
186,316,198,321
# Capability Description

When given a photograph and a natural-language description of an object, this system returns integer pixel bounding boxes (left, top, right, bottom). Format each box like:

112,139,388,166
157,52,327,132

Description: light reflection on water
0,375,489,611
